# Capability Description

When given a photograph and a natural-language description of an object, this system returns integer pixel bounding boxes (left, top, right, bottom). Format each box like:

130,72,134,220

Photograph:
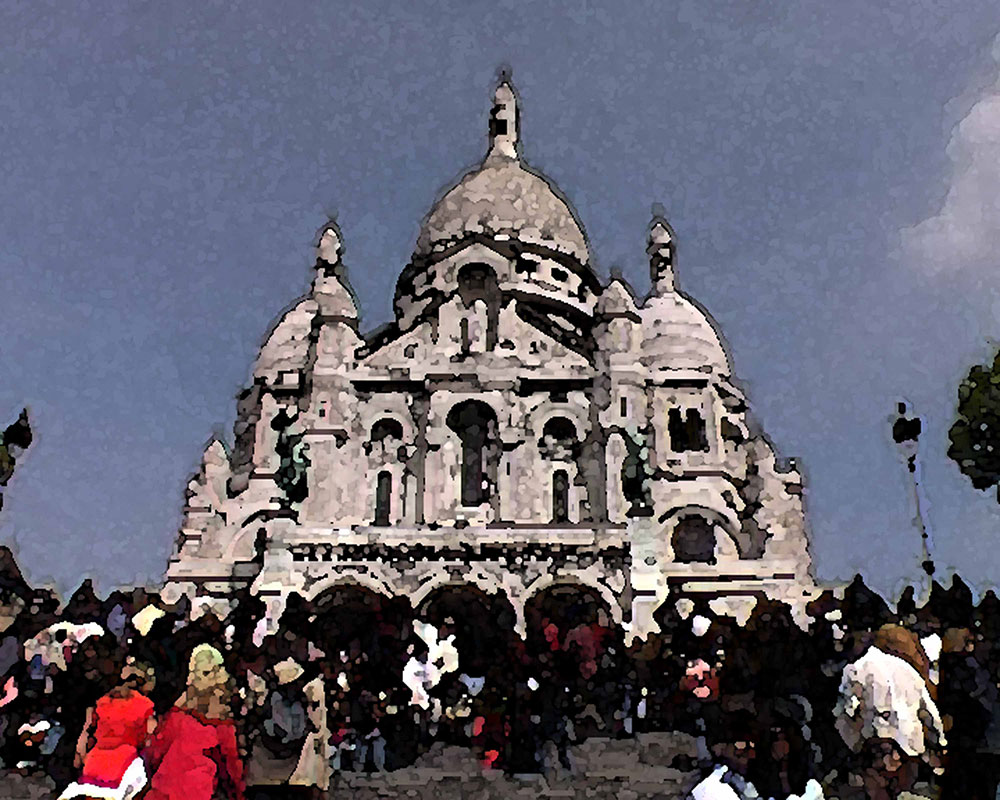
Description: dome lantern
648,208,676,295
487,73,519,161
316,220,342,268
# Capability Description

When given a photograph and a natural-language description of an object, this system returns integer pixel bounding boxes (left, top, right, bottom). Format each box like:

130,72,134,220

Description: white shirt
834,646,946,758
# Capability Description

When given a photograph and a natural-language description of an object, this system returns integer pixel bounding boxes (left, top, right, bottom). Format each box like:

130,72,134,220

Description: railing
282,524,628,563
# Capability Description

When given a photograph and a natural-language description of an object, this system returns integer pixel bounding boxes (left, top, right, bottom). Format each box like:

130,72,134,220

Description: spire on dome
316,220,342,267
647,205,676,294
487,68,519,161
312,220,358,320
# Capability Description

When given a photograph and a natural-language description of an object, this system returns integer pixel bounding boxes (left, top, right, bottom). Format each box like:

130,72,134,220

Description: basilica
162,78,814,640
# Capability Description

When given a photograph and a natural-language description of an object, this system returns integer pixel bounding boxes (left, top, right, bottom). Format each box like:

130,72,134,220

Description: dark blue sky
3,1,1000,599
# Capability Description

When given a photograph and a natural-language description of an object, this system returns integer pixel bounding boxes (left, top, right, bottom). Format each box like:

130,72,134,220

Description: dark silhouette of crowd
0,546,997,799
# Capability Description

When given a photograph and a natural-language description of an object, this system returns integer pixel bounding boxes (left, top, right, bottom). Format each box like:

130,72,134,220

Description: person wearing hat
245,657,328,799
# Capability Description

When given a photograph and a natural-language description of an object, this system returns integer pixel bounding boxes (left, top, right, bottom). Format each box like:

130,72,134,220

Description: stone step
330,736,701,800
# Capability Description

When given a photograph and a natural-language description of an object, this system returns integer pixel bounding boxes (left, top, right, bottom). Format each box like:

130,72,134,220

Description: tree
0,408,32,511
948,351,1000,502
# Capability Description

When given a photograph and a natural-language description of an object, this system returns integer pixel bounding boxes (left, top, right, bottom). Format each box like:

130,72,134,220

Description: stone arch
307,580,412,689
224,522,263,563
370,417,404,442
659,504,750,558
522,579,626,725
304,570,397,603
359,403,415,444
414,583,519,677
361,412,413,525
409,569,511,609
225,509,296,562
442,244,512,286
522,574,624,629
541,415,578,444
529,404,589,441
456,262,500,305
671,516,716,563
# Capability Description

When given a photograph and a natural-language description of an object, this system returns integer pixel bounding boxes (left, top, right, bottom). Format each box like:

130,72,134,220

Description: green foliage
948,351,1000,500
0,409,31,509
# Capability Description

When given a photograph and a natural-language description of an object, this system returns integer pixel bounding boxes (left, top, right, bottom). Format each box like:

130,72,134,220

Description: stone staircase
332,733,701,799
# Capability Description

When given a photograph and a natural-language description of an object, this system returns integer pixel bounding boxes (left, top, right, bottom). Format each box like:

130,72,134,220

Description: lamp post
892,401,935,582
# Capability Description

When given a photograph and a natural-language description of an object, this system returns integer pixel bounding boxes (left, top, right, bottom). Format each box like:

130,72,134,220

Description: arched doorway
414,585,520,767
309,586,410,681
523,583,625,746
304,586,414,769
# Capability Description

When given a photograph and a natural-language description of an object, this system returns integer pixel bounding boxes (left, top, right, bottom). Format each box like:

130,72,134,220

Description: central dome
415,158,591,264
413,80,591,266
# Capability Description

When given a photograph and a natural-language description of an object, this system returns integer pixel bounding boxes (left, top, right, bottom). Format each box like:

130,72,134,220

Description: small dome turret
312,220,358,321
640,211,731,376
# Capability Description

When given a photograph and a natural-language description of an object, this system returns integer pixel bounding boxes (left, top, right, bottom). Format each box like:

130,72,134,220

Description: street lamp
892,401,934,579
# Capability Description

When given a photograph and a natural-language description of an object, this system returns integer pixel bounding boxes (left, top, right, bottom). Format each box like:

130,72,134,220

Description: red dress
80,690,155,787
144,707,245,800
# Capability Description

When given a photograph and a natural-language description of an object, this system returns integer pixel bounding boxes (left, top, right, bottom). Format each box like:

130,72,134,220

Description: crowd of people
0,548,996,800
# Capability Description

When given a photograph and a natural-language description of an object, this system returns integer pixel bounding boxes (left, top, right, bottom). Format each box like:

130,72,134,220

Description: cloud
900,37,1000,272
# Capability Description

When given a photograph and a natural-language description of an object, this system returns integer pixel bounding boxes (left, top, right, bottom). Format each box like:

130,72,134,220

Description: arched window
542,416,577,446
540,416,578,462
672,516,716,563
457,264,500,350
374,470,392,526
370,418,404,443
552,469,570,523
668,408,709,453
447,400,499,506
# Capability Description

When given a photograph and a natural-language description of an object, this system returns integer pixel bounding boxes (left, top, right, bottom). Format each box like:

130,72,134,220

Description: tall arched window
672,516,716,563
374,470,392,526
552,469,570,523
447,400,499,506
457,264,500,351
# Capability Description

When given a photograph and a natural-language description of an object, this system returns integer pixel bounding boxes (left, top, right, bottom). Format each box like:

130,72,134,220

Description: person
938,627,1000,800
676,653,724,771
143,644,245,800
245,657,328,798
833,624,945,800
58,657,156,800
353,687,387,773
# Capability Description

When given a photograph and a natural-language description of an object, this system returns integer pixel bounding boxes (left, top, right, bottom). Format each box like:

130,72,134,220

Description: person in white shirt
833,624,945,799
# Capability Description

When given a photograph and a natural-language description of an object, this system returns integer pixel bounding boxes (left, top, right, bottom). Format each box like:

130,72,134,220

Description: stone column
411,391,430,525
627,513,668,644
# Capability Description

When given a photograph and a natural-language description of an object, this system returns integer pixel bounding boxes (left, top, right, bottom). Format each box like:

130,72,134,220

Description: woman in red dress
143,644,245,800
59,657,157,800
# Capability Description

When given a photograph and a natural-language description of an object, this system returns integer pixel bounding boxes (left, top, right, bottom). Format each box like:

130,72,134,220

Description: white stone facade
163,78,814,639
